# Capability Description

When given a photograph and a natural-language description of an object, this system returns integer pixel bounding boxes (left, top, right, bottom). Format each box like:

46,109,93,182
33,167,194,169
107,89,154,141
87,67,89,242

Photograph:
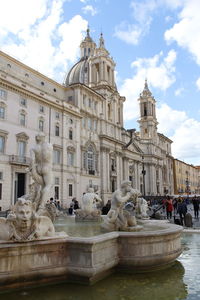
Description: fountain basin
0,220,183,291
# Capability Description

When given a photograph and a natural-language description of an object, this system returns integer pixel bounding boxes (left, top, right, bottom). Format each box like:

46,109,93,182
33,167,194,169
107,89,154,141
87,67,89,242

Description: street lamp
185,171,190,195
142,156,146,198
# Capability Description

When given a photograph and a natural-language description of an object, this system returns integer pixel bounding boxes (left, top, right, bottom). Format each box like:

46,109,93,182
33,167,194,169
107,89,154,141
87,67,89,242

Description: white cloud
114,23,143,45
157,103,200,164
0,0,88,82
165,0,200,65
0,0,48,37
120,50,176,120
114,0,183,45
196,78,200,90
175,87,184,96
114,0,156,45
82,5,98,16
157,103,187,136
120,50,177,121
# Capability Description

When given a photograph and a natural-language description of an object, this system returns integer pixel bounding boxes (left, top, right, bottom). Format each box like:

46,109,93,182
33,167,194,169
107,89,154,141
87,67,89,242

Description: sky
0,0,200,165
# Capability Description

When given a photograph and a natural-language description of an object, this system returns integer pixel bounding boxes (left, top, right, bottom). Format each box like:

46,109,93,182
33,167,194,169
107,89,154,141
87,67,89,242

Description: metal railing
9,155,30,165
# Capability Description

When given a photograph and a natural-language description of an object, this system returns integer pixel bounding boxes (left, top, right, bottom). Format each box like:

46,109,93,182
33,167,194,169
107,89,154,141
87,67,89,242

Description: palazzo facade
0,29,174,210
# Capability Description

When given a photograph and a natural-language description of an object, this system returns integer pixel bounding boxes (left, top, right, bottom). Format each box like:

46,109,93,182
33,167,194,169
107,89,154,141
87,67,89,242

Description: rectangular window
69,184,73,197
18,141,26,157
39,119,44,131
0,107,5,119
53,149,61,164
88,98,92,108
68,96,73,103
82,117,85,128
94,120,97,131
0,136,5,153
55,125,60,136
0,172,3,180
39,105,44,113
55,112,60,119
83,95,86,105
0,183,2,200
69,129,73,140
0,89,6,100
54,186,59,200
20,98,27,106
55,177,60,185
88,118,92,130
68,152,74,166
20,113,26,126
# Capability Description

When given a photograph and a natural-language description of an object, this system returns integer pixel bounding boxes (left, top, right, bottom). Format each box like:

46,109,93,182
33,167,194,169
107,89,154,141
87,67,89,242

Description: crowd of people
47,193,200,228
46,197,61,210
150,195,200,226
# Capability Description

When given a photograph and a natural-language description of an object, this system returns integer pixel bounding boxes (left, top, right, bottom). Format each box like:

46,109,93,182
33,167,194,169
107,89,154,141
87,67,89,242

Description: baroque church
0,29,174,210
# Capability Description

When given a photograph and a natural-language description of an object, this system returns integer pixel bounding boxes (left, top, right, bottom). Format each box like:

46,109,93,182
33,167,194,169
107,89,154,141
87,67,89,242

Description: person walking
166,196,173,219
177,198,187,226
192,196,199,219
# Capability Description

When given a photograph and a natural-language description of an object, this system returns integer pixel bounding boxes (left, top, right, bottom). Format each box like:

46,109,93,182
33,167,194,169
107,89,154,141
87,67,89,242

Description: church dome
64,57,89,86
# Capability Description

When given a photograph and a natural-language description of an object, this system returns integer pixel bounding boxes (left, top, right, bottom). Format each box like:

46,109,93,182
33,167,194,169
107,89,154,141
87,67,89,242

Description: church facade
0,29,174,210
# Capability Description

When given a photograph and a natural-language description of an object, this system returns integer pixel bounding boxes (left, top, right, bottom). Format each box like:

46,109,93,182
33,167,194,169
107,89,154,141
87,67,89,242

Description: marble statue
75,188,102,221
135,197,149,219
0,134,67,242
29,133,53,214
101,181,141,232
0,198,57,241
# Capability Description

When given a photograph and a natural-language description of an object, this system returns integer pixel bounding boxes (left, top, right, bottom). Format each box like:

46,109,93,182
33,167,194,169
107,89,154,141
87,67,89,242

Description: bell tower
89,32,116,90
138,79,158,140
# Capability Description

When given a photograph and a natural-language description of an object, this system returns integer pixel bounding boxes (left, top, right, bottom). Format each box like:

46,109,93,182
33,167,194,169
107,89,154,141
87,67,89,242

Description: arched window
144,103,147,116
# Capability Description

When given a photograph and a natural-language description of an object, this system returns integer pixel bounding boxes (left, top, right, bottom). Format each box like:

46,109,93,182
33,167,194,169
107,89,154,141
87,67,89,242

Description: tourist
166,196,173,219
102,200,111,215
192,196,199,219
56,200,61,211
177,198,187,226
173,198,178,213
73,198,80,210
68,204,74,215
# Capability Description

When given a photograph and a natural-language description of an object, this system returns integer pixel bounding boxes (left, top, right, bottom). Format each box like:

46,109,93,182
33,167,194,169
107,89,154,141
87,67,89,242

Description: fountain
0,134,183,291
75,187,102,222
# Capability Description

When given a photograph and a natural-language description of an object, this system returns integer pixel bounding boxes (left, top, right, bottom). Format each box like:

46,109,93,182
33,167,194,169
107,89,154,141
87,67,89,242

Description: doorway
14,173,26,203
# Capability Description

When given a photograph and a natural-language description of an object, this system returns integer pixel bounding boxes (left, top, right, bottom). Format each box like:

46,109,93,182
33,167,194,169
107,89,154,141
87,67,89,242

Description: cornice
0,78,82,119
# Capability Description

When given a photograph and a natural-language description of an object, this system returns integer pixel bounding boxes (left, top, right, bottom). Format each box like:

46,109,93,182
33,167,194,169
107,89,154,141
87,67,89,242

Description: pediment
16,132,29,140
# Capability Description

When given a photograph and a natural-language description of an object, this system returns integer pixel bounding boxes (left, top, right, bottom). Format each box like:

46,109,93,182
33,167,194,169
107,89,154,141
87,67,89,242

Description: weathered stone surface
0,220,183,290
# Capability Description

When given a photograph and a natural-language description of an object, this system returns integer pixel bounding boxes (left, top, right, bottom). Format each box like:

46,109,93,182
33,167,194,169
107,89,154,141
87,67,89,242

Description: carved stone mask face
16,206,32,222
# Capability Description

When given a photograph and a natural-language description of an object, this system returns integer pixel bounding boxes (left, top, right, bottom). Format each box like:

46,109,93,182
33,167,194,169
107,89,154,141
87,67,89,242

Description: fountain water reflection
1,260,187,300
54,215,165,237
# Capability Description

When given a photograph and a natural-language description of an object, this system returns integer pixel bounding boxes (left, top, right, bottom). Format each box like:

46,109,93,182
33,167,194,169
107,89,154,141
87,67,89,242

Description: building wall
173,159,200,195
0,46,176,211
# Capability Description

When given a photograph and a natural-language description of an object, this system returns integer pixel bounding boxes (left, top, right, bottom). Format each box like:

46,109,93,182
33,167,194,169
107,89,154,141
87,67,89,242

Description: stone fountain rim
0,221,183,246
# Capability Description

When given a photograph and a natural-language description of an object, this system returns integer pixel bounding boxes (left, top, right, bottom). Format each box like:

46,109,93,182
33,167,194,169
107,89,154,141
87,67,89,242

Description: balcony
9,155,31,166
